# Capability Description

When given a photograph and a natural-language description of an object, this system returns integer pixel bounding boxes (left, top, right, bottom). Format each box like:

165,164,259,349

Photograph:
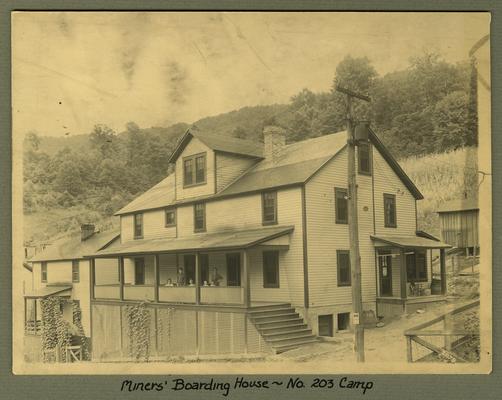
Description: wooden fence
404,300,479,362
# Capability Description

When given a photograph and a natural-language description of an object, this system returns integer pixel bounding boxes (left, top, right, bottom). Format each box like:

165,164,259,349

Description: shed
437,198,479,249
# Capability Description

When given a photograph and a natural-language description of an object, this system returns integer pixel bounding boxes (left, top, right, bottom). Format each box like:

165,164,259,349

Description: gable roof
30,229,120,262
437,198,478,213
116,129,423,215
369,128,423,200
168,127,264,162
115,175,175,215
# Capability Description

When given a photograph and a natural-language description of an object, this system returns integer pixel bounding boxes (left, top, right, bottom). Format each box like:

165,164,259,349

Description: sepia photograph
11,11,491,374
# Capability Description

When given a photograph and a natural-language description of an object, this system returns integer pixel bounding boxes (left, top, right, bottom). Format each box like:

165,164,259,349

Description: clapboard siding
373,146,417,236
248,248,292,303
305,149,376,307
31,260,92,335
216,152,257,192
120,210,176,242
175,138,216,200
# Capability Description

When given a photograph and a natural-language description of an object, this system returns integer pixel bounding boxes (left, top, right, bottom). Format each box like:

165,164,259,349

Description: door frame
378,249,393,297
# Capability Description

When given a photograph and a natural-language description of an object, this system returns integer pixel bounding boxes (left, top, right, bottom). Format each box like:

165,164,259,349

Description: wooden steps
249,303,319,354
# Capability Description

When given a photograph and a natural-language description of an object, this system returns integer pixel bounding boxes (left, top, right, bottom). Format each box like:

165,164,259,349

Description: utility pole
336,83,370,362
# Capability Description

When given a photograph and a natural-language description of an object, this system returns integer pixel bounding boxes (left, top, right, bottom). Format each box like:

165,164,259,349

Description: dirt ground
274,297,477,363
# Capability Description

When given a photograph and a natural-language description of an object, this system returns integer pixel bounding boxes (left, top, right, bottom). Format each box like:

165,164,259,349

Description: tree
432,91,469,151
331,55,378,124
89,124,118,158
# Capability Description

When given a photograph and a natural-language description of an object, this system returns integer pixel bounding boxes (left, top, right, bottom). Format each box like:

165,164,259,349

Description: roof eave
369,128,424,200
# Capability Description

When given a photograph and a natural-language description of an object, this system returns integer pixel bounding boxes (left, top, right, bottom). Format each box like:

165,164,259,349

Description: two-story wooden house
24,225,119,360
86,126,450,360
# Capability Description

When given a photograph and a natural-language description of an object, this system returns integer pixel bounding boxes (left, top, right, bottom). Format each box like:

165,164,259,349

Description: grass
399,147,478,237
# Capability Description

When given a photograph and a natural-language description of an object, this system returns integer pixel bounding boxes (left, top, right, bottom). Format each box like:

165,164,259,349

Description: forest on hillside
23,53,478,242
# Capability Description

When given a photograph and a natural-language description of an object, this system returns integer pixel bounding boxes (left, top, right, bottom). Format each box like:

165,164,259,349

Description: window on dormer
134,213,143,238
183,153,206,187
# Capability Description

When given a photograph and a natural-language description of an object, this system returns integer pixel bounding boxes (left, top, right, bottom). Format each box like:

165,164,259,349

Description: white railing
158,286,196,303
200,286,244,305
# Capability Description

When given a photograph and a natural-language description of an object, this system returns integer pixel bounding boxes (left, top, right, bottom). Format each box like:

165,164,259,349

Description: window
165,208,176,227
318,314,334,336
262,191,277,225
335,188,348,224
337,250,351,287
194,203,206,232
72,260,80,283
226,253,241,286
337,312,350,331
263,251,280,288
41,262,47,283
358,142,372,175
183,153,206,187
407,251,428,282
384,194,397,228
133,213,143,238
134,258,145,285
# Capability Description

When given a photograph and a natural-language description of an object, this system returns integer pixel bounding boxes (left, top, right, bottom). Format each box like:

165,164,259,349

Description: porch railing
25,320,42,335
404,300,480,362
200,286,244,305
158,286,196,303
94,284,120,299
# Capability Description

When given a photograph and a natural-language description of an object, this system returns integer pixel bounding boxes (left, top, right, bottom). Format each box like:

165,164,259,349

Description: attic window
134,213,143,239
41,262,47,283
358,142,372,175
183,153,206,187
262,191,277,225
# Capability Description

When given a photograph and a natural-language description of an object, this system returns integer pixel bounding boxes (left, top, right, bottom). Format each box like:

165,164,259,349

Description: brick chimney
263,126,286,162
81,224,95,241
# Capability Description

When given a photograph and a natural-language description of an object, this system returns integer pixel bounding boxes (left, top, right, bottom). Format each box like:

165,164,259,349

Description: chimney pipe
263,126,286,162
81,224,95,241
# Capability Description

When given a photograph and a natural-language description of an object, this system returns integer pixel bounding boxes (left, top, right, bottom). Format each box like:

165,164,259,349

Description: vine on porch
72,301,90,360
40,297,72,362
125,302,151,362
157,307,175,355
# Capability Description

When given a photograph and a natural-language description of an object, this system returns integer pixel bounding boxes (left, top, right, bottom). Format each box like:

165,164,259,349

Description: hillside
24,53,478,244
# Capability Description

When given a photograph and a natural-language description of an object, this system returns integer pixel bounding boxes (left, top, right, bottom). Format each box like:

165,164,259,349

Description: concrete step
267,332,316,345
251,312,300,323
274,337,320,354
254,318,305,329
262,328,313,340
259,323,308,334
249,308,297,318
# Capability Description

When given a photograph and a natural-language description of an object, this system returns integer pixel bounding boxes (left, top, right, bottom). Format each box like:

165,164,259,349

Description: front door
226,253,241,287
378,251,393,296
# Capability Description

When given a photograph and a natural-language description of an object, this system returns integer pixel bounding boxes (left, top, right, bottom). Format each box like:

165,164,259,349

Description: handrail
404,299,479,335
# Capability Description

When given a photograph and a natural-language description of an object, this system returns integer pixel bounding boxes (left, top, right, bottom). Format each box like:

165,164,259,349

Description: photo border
1,1,501,398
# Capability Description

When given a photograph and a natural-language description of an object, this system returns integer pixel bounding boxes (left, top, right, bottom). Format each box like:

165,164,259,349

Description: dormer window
183,153,206,187
133,213,143,239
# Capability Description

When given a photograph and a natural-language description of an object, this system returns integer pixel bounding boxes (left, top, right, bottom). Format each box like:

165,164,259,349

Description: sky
12,12,490,137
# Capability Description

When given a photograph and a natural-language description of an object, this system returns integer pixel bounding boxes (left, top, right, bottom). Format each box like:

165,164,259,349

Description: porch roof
87,225,294,258
24,285,72,299
371,234,451,249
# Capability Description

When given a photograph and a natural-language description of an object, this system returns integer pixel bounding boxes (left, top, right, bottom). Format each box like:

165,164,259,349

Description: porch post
400,249,407,299
119,257,124,301
242,250,250,307
90,258,95,300
154,254,160,303
24,297,27,332
440,249,447,295
195,252,200,305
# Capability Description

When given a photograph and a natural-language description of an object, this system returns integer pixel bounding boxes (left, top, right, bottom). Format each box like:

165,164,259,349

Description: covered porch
371,234,451,318
24,285,72,335
88,225,294,308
